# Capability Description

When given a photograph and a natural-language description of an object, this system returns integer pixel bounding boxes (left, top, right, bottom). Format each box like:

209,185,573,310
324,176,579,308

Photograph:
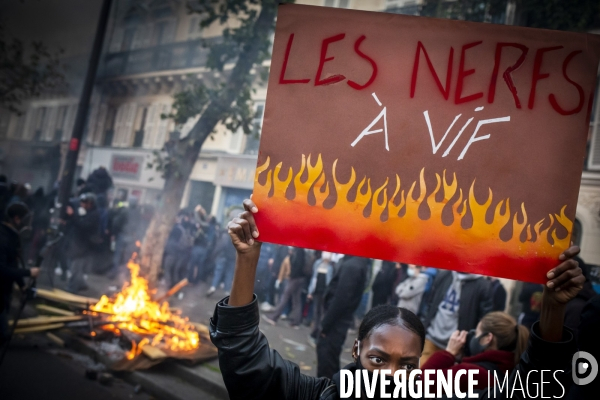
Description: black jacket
66,208,101,259
0,223,30,310
210,295,580,400
210,296,334,400
289,248,306,279
321,256,370,334
422,270,493,332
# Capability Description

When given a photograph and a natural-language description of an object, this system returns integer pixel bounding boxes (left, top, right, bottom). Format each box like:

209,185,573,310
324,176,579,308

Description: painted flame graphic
252,154,572,283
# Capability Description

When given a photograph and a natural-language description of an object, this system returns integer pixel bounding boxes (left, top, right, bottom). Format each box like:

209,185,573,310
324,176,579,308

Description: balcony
100,38,220,78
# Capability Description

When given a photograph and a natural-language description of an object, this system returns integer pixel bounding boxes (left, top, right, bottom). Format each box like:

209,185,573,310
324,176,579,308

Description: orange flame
252,154,572,283
91,259,199,355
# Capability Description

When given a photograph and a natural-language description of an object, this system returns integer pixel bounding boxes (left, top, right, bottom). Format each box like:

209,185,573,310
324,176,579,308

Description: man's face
81,200,93,211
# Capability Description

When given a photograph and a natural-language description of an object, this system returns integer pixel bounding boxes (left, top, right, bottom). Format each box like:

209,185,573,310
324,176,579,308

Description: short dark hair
357,305,426,352
6,202,30,220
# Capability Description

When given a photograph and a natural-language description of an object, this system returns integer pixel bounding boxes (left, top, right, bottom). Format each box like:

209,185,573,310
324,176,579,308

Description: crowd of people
2,173,600,398
210,198,600,399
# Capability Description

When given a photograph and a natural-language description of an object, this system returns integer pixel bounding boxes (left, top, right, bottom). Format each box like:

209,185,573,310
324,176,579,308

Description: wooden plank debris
155,278,188,303
46,332,65,347
36,304,76,316
14,323,64,334
141,345,168,360
36,288,98,305
11,315,84,327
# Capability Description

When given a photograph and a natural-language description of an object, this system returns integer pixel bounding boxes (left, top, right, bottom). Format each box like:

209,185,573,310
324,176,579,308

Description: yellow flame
92,259,199,354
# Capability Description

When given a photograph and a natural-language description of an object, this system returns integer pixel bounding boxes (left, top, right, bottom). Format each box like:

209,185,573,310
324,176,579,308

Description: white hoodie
395,273,429,314
426,272,481,348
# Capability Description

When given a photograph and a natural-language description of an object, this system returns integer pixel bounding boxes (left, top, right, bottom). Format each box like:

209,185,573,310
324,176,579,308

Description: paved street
0,334,153,400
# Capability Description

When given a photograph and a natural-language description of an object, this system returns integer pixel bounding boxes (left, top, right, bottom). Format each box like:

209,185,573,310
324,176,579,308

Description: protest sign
252,4,600,283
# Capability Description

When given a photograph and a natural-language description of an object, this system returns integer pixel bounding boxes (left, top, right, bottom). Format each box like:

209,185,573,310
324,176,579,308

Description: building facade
80,0,386,221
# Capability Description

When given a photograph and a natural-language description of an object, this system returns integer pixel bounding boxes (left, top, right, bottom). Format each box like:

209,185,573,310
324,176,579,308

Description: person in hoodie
371,260,400,307
0,202,40,344
420,270,493,364
208,199,583,400
422,311,529,393
395,264,429,314
65,193,101,293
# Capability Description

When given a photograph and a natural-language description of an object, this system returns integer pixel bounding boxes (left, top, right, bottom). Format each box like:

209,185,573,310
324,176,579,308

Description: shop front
81,147,165,205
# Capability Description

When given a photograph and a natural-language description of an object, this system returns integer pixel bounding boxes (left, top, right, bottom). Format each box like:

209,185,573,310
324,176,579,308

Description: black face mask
468,331,490,357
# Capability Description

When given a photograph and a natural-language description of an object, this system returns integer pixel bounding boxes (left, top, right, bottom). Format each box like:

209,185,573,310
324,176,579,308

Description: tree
139,0,290,282
0,24,65,114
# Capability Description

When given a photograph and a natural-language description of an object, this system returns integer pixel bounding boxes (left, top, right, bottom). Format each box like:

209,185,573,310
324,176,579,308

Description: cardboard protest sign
252,4,600,283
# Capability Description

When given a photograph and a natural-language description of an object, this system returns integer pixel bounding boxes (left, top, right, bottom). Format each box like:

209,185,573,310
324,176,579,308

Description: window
188,16,201,39
33,107,47,141
113,103,137,147
63,104,78,141
133,107,148,148
54,105,68,141
325,0,350,8
189,180,216,215
10,113,26,139
154,19,177,45
103,107,117,147
122,27,136,51
153,104,171,148
42,106,58,141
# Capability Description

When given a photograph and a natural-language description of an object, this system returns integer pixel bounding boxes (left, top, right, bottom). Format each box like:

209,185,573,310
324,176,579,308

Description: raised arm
509,245,584,399
539,245,584,342
227,199,261,307
210,199,330,400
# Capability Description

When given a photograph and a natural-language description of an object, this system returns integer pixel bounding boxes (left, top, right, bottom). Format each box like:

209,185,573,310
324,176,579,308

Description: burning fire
252,154,572,283
91,258,199,359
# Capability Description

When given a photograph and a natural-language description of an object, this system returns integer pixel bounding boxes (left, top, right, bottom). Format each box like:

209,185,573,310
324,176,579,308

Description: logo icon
572,351,598,386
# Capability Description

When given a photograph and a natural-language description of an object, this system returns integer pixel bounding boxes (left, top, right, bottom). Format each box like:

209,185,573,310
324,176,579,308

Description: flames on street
91,256,200,360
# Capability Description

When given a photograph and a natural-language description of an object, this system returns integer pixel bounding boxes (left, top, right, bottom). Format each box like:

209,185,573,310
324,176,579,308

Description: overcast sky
1,0,104,57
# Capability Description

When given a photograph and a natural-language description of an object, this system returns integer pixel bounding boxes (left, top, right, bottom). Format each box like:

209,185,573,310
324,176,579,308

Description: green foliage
150,1,292,182
166,1,292,135
0,24,65,114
